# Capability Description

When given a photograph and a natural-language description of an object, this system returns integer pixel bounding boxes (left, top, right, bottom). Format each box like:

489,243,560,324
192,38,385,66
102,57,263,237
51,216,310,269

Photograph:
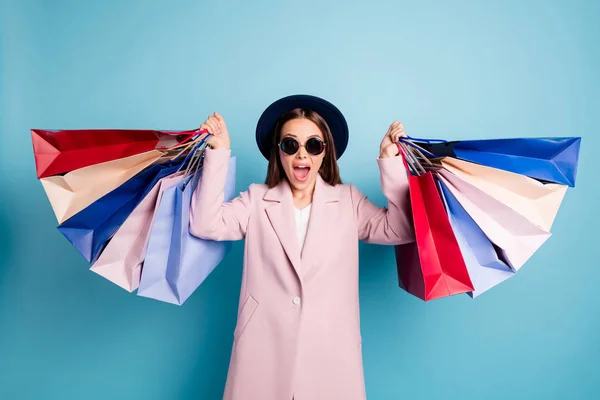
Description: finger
214,112,226,124
397,125,407,139
389,126,402,140
200,123,213,134
212,121,221,135
206,120,219,135
385,124,398,135
212,113,222,128
210,115,223,130
208,115,218,125
391,124,405,137
393,126,407,142
391,122,403,132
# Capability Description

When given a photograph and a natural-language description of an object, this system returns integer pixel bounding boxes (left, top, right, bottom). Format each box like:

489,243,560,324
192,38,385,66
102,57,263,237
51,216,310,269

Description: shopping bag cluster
31,127,582,304
31,128,236,305
395,136,581,301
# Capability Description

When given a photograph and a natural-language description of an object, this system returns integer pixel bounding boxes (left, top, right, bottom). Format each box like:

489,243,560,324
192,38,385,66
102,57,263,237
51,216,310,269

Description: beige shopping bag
440,158,567,231
40,150,163,223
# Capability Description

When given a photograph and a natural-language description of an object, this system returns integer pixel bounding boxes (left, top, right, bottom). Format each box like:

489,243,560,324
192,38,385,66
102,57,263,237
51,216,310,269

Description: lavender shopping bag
437,180,515,298
137,157,236,305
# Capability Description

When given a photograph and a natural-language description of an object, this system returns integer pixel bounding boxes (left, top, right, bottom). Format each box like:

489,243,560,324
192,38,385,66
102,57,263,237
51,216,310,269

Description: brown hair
264,108,342,188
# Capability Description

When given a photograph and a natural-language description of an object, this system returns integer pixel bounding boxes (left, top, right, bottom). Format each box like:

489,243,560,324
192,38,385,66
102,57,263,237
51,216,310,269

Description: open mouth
293,165,310,182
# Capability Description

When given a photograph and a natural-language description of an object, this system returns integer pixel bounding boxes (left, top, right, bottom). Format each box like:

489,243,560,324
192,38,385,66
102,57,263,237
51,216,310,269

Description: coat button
292,296,301,305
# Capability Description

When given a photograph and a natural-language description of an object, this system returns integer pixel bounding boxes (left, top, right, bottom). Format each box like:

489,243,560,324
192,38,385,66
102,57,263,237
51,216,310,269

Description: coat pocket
233,295,258,344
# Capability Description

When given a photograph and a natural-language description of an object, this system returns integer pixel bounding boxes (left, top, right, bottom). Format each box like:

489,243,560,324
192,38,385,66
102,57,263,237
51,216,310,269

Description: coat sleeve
189,148,250,241
350,155,415,245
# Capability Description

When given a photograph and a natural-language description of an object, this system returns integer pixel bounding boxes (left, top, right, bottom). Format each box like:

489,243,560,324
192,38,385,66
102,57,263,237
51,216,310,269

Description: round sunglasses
279,136,326,156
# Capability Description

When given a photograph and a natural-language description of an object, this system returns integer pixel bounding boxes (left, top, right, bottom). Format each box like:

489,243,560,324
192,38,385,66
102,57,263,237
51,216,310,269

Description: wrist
380,146,400,159
208,145,230,151
210,141,231,150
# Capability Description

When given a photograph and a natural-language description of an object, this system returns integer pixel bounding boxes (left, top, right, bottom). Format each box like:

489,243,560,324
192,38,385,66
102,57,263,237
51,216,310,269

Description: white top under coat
294,203,312,252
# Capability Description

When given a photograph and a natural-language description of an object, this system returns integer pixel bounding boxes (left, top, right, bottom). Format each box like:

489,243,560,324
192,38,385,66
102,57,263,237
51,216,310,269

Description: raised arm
189,148,250,241
352,156,414,245
189,112,250,241
352,121,415,245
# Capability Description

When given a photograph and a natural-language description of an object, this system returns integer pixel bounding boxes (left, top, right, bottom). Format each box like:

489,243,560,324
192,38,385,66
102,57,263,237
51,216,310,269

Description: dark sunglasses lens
306,138,324,155
280,137,299,155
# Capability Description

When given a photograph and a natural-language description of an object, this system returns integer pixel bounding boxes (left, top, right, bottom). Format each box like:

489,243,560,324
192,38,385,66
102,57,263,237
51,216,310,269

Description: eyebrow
282,133,322,139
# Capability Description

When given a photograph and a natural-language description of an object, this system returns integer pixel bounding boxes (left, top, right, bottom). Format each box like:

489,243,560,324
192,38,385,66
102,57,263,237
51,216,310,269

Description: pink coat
190,148,414,400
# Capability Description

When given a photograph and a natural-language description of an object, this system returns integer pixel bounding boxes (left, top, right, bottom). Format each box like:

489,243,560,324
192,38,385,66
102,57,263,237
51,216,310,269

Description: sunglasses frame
278,136,327,156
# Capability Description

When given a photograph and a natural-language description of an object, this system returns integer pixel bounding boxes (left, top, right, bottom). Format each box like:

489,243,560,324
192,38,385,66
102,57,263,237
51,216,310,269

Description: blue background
1,0,598,399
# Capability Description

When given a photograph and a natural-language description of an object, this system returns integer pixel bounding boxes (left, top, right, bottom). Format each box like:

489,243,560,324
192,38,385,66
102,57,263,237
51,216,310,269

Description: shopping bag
90,172,185,292
394,156,474,301
31,128,197,178
136,182,179,303
415,137,581,187
437,170,551,271
58,160,183,264
40,150,162,224
138,157,236,305
440,158,568,232
437,180,515,298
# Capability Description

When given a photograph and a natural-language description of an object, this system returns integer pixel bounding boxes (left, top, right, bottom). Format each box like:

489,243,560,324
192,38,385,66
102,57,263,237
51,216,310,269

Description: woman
190,94,415,400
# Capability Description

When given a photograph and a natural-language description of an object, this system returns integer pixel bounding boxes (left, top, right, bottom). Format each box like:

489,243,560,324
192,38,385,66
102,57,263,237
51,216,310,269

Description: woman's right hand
200,112,231,150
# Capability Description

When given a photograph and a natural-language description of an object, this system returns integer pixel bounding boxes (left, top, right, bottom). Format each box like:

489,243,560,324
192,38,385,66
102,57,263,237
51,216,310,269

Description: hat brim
255,94,349,160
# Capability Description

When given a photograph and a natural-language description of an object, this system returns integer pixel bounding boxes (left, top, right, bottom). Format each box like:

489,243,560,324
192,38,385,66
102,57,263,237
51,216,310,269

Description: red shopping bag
31,128,198,178
394,152,474,301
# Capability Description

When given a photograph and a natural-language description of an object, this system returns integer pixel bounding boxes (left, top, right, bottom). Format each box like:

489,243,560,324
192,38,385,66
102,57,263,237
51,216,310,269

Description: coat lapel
264,180,302,280
301,175,340,279
264,175,341,282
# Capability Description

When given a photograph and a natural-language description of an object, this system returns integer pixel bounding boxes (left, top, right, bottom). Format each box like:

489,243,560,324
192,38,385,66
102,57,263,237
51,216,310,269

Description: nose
296,145,308,159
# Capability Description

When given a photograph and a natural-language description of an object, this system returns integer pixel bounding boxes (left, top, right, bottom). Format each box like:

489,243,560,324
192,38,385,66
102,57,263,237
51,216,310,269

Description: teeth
295,166,308,169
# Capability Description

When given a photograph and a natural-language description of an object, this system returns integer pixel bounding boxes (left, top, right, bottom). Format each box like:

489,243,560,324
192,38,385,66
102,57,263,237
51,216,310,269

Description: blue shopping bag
413,137,581,187
58,161,182,263
437,179,515,298
138,157,236,305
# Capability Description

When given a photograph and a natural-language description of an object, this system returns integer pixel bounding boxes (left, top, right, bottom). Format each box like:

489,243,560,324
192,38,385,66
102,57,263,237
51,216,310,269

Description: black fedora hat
255,94,349,160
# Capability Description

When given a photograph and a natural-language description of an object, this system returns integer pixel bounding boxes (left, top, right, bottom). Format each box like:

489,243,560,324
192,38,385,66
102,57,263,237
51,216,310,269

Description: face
278,118,326,191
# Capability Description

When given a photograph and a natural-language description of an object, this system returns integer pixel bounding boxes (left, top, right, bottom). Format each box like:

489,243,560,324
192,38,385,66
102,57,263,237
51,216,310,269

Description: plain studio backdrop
1,0,598,399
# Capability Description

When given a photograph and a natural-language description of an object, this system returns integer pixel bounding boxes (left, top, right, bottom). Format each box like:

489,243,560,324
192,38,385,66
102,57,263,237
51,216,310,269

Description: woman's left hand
380,121,407,158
